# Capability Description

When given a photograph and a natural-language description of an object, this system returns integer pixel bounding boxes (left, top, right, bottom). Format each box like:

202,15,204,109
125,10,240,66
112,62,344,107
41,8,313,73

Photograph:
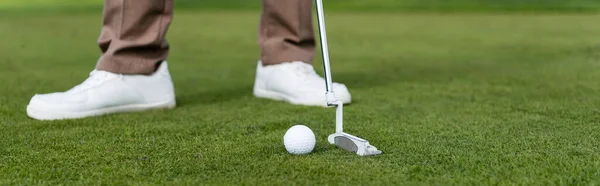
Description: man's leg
259,0,315,65
97,0,173,74
253,0,351,107
26,0,176,120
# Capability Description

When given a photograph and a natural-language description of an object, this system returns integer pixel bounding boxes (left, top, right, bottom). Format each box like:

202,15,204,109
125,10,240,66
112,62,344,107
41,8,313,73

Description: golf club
315,0,383,156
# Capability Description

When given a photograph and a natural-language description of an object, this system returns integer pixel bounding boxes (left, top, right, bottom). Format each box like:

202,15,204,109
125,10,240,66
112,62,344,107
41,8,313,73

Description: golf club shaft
315,0,334,93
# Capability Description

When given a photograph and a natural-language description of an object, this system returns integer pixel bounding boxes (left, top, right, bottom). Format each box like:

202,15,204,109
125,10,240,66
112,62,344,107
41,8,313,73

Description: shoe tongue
90,70,115,77
289,62,327,85
292,62,316,75
68,70,117,93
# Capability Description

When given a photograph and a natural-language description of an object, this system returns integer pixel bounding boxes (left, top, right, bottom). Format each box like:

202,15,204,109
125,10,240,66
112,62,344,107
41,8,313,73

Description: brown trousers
96,0,315,74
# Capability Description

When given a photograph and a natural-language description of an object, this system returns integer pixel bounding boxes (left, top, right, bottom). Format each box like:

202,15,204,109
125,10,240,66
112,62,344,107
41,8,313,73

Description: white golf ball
283,125,316,155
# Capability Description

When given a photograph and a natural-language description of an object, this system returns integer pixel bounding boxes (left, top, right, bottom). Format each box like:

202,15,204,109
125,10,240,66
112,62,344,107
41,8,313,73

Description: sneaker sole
253,87,350,107
26,99,176,121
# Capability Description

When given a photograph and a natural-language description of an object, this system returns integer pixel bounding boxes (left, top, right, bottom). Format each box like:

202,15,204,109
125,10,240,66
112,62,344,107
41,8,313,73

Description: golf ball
283,125,316,155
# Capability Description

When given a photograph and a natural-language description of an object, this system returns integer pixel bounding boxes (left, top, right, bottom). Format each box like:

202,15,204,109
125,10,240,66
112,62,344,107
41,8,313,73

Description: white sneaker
253,61,351,107
27,61,176,120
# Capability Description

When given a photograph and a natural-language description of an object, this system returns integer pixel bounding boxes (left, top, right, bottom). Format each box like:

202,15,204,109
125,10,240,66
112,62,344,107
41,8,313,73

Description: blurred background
2,0,600,12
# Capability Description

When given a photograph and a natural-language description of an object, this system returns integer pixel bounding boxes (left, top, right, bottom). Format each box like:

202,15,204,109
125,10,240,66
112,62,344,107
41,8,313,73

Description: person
26,0,351,120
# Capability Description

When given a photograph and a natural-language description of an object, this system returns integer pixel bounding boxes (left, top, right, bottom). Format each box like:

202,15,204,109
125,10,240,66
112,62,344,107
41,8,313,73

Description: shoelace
290,62,322,82
68,70,118,93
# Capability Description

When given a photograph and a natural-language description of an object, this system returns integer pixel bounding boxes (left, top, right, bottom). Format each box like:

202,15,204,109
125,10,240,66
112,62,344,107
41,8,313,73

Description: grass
3,4,600,186
2,0,600,12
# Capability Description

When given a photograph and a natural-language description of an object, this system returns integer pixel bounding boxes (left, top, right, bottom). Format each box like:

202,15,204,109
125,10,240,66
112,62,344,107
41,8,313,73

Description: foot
27,61,176,120
253,61,351,107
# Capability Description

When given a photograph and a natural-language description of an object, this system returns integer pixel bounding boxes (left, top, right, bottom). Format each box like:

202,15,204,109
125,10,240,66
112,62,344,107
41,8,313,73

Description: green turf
3,8,600,185
2,0,600,12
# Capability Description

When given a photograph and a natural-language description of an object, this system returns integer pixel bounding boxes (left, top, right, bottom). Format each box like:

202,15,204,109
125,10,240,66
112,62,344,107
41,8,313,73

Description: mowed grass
3,10,600,185
2,0,600,12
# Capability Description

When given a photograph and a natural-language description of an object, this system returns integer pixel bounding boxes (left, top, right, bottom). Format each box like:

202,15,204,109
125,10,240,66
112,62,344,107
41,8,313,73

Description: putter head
328,132,382,156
